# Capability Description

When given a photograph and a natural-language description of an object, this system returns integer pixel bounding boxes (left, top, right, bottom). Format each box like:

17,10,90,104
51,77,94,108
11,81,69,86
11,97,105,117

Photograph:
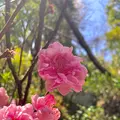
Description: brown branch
34,0,47,57
0,0,27,40
44,11,64,48
5,0,22,101
18,40,25,75
63,12,111,75
21,56,38,83
22,0,47,104
7,59,22,100
22,70,32,105
43,0,68,48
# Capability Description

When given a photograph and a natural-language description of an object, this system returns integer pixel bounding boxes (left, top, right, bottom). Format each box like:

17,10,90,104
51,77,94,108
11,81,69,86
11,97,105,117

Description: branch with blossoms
22,0,68,105
2,1,88,117
0,41,87,119
0,87,60,119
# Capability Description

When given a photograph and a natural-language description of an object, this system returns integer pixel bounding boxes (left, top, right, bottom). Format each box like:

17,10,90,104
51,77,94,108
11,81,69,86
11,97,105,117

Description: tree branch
5,0,22,101
0,0,27,40
43,0,68,48
64,13,111,74
22,0,47,104
34,0,47,57
21,56,37,83
22,70,32,105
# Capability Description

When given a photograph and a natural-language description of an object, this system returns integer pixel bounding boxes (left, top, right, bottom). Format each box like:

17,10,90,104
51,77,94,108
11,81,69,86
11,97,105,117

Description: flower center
54,55,67,73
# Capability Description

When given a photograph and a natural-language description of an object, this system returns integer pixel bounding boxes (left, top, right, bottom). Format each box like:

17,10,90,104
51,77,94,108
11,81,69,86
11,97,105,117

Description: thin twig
7,59,22,100
18,41,25,75
44,25,71,40
34,0,47,57
22,70,32,105
43,0,68,48
18,19,30,75
0,0,27,40
21,56,38,83
5,0,23,101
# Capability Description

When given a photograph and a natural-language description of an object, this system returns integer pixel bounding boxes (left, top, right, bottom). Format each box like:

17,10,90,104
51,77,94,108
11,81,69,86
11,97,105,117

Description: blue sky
75,0,112,61
80,0,109,41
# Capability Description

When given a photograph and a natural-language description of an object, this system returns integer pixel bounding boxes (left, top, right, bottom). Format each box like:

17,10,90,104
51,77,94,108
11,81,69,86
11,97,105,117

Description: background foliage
0,0,120,119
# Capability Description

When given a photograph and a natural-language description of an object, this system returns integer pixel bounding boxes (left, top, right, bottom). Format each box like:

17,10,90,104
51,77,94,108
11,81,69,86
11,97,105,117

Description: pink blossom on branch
0,91,60,120
38,42,87,95
32,94,60,120
0,104,34,120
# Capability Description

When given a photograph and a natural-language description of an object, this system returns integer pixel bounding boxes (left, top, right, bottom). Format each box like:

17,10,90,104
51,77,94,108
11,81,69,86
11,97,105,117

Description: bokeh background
0,0,120,119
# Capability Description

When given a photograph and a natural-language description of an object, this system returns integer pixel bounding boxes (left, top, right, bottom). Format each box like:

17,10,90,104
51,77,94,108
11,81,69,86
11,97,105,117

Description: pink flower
32,94,60,120
0,87,9,107
0,106,6,119
38,42,87,95
0,104,34,120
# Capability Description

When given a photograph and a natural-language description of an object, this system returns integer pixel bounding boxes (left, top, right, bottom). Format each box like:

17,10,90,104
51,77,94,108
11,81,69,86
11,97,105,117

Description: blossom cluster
0,42,87,120
38,42,87,95
0,87,60,120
